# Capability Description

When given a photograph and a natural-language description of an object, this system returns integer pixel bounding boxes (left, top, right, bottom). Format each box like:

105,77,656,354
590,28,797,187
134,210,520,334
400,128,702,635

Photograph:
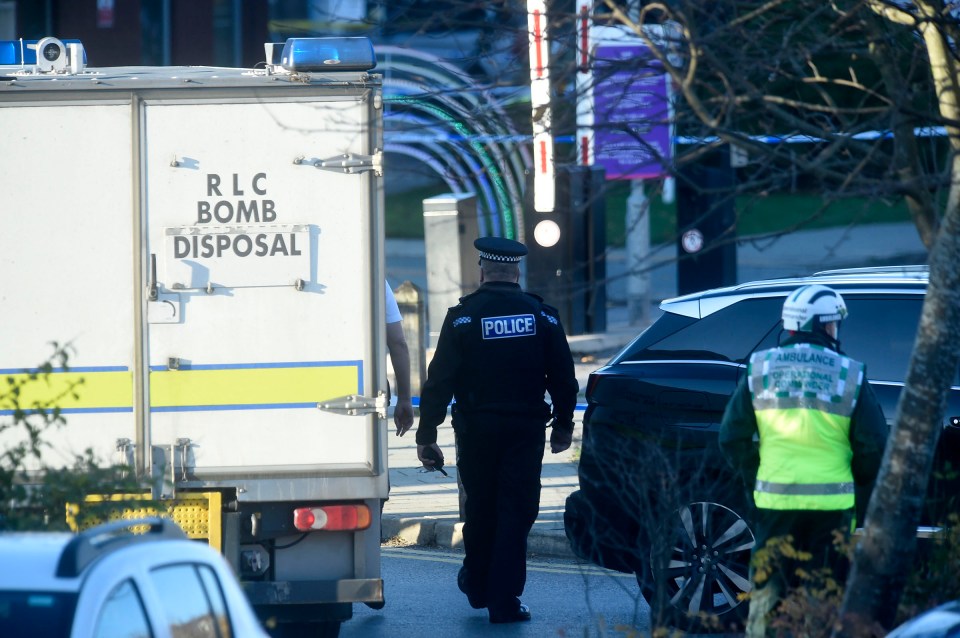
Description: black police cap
474,237,528,263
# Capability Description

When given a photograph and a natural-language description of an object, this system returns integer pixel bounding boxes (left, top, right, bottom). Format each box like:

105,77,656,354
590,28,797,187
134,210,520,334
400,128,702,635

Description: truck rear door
142,91,386,496
1,100,139,465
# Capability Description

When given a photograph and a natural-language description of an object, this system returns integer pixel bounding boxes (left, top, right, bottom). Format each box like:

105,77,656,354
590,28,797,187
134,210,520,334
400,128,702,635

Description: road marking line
382,547,633,578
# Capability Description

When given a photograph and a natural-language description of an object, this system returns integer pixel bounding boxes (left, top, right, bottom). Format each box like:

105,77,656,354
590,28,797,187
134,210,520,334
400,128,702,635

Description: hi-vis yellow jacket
719,333,889,513
748,343,862,510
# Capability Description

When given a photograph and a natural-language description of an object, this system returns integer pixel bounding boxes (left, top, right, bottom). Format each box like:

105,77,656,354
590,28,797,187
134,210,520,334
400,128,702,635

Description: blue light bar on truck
281,37,376,72
0,38,86,65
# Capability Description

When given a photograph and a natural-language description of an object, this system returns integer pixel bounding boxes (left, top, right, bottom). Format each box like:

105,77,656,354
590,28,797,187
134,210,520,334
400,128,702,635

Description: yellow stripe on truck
1,362,361,413
1,370,132,413
150,364,359,409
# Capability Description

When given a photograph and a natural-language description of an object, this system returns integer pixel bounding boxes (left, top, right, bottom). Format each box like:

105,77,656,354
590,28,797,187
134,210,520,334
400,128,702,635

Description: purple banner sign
593,44,671,180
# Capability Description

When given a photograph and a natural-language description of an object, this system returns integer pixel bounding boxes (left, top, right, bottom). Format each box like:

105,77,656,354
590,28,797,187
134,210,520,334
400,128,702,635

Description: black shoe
457,567,487,609
489,603,531,624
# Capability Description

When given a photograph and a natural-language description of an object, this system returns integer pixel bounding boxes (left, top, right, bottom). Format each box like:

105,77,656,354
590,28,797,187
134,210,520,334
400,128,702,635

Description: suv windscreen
621,297,782,363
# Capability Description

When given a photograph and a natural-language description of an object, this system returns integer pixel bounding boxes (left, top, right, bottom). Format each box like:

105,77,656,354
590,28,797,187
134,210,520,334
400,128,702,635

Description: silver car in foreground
0,518,269,638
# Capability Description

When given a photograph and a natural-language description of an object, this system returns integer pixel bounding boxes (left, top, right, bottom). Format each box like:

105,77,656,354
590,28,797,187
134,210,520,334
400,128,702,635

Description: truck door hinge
150,438,196,499
318,393,387,418
294,151,383,176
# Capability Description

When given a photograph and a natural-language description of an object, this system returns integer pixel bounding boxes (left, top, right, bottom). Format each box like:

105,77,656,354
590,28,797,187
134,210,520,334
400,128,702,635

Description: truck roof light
293,504,371,532
280,37,376,73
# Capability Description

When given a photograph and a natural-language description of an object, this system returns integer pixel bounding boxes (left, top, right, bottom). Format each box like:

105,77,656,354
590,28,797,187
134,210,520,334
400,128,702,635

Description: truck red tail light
293,505,371,532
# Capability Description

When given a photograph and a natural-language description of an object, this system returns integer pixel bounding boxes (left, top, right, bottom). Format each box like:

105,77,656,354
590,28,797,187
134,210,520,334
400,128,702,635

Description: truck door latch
317,394,387,418
294,151,383,176
147,253,159,301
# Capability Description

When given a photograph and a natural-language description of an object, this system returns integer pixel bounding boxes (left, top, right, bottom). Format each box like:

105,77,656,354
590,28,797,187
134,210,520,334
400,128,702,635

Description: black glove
420,445,449,476
550,420,574,454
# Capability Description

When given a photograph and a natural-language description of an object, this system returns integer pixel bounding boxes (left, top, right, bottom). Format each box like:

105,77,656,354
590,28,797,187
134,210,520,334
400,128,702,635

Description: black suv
564,266,960,630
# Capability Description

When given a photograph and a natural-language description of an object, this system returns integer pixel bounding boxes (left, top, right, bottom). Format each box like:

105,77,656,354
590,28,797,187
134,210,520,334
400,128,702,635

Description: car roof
0,518,188,592
0,532,78,592
661,265,928,319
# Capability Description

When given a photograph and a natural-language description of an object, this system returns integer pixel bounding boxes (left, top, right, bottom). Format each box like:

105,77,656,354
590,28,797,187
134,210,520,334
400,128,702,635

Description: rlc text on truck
173,173,302,259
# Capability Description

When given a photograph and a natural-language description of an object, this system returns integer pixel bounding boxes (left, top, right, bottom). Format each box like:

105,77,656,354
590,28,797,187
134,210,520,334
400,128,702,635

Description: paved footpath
379,353,607,559
380,417,589,560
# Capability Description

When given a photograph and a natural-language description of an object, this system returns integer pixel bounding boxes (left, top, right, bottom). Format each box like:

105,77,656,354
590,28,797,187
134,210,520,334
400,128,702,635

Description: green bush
0,345,151,531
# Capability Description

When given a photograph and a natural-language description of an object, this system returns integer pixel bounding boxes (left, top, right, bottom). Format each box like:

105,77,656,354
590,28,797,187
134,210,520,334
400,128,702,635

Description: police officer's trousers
455,414,545,616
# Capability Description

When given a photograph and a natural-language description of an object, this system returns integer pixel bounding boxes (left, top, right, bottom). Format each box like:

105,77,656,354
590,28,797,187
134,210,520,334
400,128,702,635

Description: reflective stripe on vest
748,344,864,511
754,480,854,496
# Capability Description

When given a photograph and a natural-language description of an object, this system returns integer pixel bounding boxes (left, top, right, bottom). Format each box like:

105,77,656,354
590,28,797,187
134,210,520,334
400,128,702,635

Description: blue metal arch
377,47,529,239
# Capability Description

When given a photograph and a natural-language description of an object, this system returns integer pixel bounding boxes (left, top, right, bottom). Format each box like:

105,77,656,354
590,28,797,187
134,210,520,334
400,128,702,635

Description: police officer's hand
417,443,445,470
550,422,574,454
394,398,414,436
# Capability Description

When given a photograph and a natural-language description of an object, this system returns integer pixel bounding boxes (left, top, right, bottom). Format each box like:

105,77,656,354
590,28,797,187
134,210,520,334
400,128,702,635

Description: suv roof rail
812,264,929,277
56,517,187,578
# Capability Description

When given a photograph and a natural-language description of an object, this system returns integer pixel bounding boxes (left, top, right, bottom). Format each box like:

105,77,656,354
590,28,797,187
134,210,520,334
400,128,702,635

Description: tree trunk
837,4,960,633
836,151,960,634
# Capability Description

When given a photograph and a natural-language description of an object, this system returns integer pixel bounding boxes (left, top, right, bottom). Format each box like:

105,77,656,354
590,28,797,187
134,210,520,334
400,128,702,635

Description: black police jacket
416,281,579,445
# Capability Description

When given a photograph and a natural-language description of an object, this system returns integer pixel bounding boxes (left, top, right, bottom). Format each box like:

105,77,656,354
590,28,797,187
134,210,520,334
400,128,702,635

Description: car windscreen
620,297,783,364
0,591,78,638
613,311,696,363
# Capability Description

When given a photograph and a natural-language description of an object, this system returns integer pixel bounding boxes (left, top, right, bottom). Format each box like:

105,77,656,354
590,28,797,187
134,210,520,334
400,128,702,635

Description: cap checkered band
478,251,523,263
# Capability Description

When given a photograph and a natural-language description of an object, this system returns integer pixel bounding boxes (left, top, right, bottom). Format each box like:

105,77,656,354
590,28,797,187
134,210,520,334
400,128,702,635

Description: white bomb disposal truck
0,37,389,637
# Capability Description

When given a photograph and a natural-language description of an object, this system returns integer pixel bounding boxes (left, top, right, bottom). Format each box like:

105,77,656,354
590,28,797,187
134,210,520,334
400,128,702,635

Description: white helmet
781,284,848,332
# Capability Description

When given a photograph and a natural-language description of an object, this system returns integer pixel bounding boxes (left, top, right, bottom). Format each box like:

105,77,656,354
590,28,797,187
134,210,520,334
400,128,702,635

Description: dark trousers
747,508,854,637
455,415,545,615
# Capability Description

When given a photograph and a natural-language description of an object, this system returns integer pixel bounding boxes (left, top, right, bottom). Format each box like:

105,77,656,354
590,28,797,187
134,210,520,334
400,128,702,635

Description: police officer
719,284,888,637
416,237,579,624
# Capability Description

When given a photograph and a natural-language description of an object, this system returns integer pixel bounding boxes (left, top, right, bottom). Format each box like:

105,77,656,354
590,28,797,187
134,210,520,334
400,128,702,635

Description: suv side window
151,564,222,638
628,297,782,363
842,296,923,383
94,580,151,638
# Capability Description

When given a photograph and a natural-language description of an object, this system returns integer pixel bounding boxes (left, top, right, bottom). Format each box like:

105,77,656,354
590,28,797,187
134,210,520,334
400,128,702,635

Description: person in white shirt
385,283,414,436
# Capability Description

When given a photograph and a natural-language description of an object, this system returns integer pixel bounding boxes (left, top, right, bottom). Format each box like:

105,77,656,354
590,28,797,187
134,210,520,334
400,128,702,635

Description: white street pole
527,0,555,213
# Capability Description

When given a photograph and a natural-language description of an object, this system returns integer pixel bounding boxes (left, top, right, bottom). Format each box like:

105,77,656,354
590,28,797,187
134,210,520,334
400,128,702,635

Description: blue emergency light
280,37,376,73
0,38,86,66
